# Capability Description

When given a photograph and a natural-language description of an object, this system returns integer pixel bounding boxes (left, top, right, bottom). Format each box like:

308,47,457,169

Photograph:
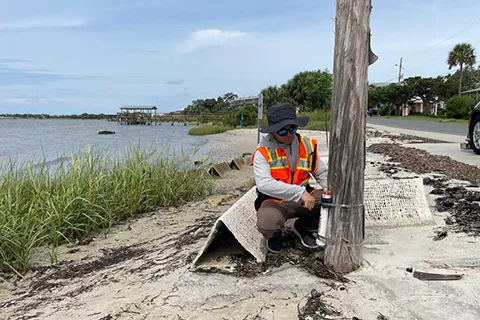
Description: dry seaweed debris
297,289,342,320
367,143,480,184
197,231,349,282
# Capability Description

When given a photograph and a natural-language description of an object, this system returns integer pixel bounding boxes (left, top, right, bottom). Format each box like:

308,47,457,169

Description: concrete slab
208,162,231,178
363,177,434,228
192,186,267,269
229,157,245,170
242,155,252,166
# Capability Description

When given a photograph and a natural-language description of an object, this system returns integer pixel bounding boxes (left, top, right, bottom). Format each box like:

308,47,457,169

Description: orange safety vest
252,134,318,186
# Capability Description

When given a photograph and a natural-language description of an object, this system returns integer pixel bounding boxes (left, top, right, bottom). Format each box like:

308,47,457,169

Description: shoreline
194,128,331,164
1,127,480,319
192,128,259,165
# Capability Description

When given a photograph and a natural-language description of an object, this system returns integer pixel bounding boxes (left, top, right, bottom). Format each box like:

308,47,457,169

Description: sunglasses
277,125,298,136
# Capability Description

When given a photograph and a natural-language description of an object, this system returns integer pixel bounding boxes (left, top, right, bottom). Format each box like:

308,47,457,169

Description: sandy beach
1,127,480,320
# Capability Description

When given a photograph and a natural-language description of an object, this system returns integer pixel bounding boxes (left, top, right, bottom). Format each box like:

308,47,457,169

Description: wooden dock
116,106,227,125
116,106,159,125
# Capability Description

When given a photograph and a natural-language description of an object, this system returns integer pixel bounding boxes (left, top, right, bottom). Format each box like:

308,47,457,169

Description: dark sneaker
292,221,320,249
267,232,283,254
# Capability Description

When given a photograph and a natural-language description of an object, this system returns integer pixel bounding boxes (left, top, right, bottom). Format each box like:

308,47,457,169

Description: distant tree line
369,67,480,119
369,42,479,119
181,42,479,122
260,69,333,112
180,69,333,128
181,92,238,114
0,113,116,119
182,69,333,115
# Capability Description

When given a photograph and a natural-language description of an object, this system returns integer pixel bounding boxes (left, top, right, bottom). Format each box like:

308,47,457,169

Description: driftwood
413,270,464,281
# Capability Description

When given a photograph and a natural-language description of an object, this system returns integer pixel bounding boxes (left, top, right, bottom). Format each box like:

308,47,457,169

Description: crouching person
252,103,328,253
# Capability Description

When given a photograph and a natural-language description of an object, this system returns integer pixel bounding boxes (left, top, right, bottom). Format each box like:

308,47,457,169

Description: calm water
0,119,208,167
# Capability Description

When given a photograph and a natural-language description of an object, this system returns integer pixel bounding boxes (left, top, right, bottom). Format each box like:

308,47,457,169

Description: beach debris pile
426,179,480,236
366,130,445,144
367,143,480,184
297,289,342,320
198,230,349,282
366,141,480,237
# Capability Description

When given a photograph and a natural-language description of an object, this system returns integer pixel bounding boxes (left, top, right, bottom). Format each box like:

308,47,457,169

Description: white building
231,96,259,109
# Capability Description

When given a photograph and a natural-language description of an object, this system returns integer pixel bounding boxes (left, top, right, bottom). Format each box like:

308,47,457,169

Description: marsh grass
0,143,213,275
188,124,233,135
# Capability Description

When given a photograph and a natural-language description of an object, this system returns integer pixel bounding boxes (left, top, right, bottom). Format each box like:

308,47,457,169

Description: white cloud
0,18,87,30
176,29,249,53
0,97,53,105
0,92,107,106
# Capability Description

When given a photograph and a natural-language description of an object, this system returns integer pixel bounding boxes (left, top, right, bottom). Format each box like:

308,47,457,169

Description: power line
403,17,480,60
377,15,480,84
421,18,480,50
377,27,480,83
403,34,480,78
382,65,395,75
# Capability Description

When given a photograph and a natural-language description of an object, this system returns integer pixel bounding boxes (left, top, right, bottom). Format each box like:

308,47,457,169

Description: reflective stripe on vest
253,135,318,186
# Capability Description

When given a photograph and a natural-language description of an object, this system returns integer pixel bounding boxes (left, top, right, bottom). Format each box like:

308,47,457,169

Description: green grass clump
0,144,213,275
299,110,330,131
305,121,330,130
188,124,232,135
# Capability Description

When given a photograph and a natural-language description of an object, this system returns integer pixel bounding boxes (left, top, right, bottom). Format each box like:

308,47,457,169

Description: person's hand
301,191,315,211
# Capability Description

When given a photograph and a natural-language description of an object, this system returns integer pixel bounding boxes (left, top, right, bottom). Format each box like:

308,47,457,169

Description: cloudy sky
0,0,479,115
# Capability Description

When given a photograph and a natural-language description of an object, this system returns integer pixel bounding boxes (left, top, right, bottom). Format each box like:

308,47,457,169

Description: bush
445,95,476,119
408,111,422,116
300,110,330,122
437,108,446,116
221,111,238,127
217,106,267,128
236,105,258,127
298,110,330,130
305,121,330,130
379,106,388,116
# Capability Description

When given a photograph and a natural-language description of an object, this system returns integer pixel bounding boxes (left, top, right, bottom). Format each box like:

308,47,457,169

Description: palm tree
447,43,477,95
261,86,282,109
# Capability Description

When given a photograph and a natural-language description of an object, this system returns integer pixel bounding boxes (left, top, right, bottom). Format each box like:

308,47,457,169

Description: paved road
365,118,480,165
366,117,468,136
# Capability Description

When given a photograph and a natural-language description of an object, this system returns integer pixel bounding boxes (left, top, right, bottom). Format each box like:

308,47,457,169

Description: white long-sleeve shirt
253,133,328,203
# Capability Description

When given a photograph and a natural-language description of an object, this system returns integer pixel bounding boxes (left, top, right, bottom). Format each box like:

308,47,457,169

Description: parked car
367,108,378,116
467,101,480,155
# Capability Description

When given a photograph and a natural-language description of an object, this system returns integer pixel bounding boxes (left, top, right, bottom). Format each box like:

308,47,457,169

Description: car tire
469,115,480,155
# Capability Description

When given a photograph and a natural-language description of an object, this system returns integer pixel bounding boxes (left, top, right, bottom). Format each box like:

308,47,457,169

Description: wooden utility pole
397,57,404,116
397,57,403,84
324,107,329,148
325,0,377,273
